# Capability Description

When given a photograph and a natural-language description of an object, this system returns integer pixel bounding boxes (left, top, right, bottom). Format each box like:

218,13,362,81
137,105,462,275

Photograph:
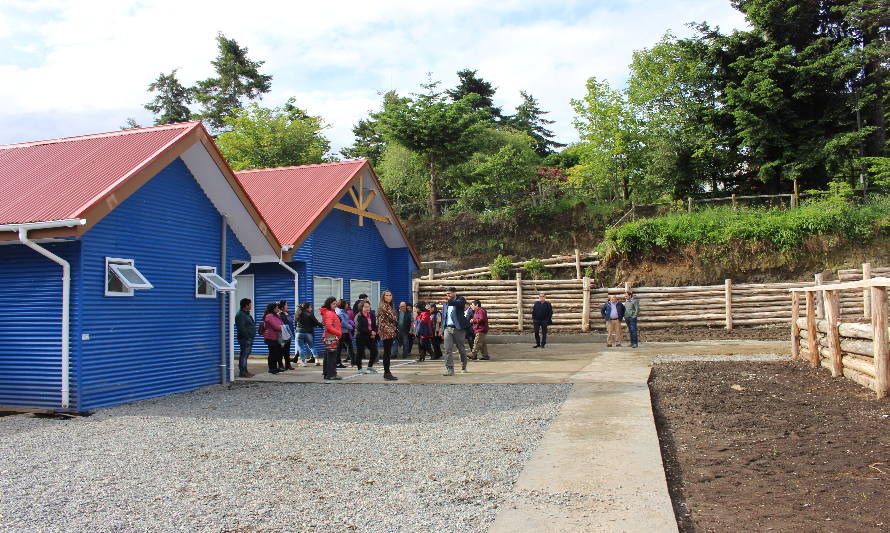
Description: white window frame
313,276,343,319
195,265,228,299
105,257,153,297
350,279,381,311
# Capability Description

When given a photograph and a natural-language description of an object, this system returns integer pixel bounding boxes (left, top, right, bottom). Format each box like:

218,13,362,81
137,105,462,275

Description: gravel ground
0,382,570,533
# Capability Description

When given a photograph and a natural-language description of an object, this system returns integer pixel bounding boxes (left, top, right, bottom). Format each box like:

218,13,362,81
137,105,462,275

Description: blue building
232,161,420,357
0,123,282,411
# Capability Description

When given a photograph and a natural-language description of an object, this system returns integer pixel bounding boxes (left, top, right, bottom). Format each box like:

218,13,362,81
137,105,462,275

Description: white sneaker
297,361,307,367
367,367,378,374
359,368,370,374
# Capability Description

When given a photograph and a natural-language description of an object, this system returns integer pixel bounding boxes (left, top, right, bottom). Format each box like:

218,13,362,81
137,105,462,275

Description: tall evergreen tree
340,91,408,165
445,68,502,119
193,33,272,130
508,90,565,156
144,69,193,125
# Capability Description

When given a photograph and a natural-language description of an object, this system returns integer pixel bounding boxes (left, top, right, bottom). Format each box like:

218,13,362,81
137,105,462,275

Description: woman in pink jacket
262,302,284,374
320,296,343,381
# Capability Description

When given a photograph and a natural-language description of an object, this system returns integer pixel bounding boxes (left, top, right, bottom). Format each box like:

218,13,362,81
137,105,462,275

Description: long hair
264,303,278,317
322,296,338,311
379,289,394,311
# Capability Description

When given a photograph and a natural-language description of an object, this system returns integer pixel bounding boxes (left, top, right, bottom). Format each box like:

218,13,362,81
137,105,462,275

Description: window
350,279,381,311
313,276,343,319
196,266,235,298
105,258,153,297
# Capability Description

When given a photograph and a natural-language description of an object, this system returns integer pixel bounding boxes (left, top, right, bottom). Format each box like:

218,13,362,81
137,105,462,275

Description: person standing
440,287,471,376
396,301,414,358
278,300,296,371
261,302,284,374
296,302,323,366
531,293,553,348
335,299,355,367
319,297,343,381
355,300,380,374
428,303,443,360
376,290,399,381
413,302,433,361
234,298,256,378
352,293,369,315
469,299,490,360
601,294,626,347
624,292,640,348
464,305,476,350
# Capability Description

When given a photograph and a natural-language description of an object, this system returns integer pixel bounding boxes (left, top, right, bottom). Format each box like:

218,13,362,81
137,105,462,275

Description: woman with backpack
413,302,433,362
277,300,296,371
295,302,323,366
261,302,284,375
335,298,355,368
319,297,343,381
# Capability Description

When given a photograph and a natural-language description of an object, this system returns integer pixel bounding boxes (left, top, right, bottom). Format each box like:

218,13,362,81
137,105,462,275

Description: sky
0,0,750,153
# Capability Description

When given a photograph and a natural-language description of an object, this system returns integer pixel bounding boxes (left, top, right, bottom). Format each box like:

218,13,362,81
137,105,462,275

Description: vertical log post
793,178,799,208
806,291,819,368
427,268,435,280
814,273,824,319
791,292,800,360
731,194,737,210
412,278,419,309
724,278,733,330
871,286,889,398
582,276,591,332
624,281,632,294
516,272,523,333
687,197,693,213
863,262,872,319
824,290,843,378
574,248,581,280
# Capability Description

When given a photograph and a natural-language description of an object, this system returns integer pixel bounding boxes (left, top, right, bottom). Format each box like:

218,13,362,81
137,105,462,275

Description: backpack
413,317,431,337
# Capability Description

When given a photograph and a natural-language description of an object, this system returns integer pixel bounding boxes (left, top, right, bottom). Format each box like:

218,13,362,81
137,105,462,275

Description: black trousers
533,321,549,346
323,348,339,379
281,341,292,369
431,336,443,358
355,335,378,369
382,338,394,374
417,337,431,359
337,333,355,362
265,339,283,371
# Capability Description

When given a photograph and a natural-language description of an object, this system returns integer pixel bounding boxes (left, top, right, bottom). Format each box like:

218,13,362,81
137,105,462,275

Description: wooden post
791,292,800,360
814,273,824,319
806,291,819,368
863,262,872,319
731,193,737,210
574,248,581,280
624,281,632,294
793,178,799,208
427,268,435,280
412,278,419,308
871,286,889,398
516,272,523,333
582,276,591,332
824,290,843,377
724,278,733,330
687,197,693,214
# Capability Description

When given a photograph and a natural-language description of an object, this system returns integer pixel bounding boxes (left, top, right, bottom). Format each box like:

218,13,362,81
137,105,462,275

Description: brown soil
641,325,787,342
649,361,890,533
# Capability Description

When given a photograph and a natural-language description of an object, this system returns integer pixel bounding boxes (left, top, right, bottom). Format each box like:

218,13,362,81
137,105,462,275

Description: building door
235,274,255,316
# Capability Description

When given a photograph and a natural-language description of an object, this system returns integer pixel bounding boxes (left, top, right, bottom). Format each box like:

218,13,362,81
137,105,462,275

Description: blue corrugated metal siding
0,241,81,409
241,261,306,356
77,158,228,410
227,225,251,365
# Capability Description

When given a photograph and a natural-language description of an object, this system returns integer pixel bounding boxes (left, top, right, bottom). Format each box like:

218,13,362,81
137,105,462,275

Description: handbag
279,324,293,343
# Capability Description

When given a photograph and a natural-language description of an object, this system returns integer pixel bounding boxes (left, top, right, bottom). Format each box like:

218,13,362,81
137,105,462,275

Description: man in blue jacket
601,294,625,347
440,286,471,376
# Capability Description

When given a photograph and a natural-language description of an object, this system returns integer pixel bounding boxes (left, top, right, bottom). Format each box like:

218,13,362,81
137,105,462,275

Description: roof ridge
236,159,367,174
0,121,202,151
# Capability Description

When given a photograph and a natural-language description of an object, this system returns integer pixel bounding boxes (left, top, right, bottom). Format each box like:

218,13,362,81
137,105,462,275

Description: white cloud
0,0,749,151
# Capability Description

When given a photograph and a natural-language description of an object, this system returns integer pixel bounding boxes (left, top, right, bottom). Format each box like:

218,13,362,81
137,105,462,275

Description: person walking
335,299,355,367
396,301,414,358
464,305,476,350
296,302,323,366
624,292,640,348
469,299,490,360
601,294,626,347
428,303,443,359
319,297,343,381
234,298,256,378
440,287,471,376
278,300,296,371
531,293,553,348
354,300,380,375
413,302,433,361
261,302,284,375
376,290,399,381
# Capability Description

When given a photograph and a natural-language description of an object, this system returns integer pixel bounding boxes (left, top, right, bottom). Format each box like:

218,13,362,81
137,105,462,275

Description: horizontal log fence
430,250,599,280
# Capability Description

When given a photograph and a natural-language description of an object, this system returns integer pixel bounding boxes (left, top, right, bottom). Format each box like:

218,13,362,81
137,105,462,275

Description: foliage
523,258,553,280
445,68,502,119
489,254,513,280
144,69,193,125
506,90,565,156
339,90,405,165
583,265,594,278
215,99,330,170
601,196,890,256
377,142,429,205
193,33,272,131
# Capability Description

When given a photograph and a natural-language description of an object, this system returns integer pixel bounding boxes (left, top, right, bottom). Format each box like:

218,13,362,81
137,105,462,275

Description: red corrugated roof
0,122,201,224
235,160,368,246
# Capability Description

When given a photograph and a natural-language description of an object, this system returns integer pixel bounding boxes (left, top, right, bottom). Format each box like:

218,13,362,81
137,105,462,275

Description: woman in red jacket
413,302,433,362
319,296,342,381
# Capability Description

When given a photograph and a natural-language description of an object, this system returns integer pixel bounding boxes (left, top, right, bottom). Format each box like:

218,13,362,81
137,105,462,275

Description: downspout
229,261,251,382
219,216,227,383
279,245,299,360
0,218,87,410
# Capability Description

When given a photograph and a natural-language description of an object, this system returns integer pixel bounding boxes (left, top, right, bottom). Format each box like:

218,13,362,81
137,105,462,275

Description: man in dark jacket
396,301,414,358
469,300,490,360
440,287,471,376
234,298,256,378
531,293,553,348
601,295,626,347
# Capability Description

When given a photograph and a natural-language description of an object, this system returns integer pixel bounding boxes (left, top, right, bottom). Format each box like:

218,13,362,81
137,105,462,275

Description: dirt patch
641,325,788,342
650,361,890,532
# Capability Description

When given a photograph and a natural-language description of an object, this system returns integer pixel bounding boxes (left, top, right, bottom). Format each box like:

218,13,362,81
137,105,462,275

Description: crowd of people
233,287,641,381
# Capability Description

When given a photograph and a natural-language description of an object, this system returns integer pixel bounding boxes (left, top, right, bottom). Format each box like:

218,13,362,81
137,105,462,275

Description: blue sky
0,0,749,152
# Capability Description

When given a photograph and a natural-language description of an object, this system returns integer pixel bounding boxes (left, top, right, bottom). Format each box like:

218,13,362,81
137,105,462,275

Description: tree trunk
621,173,629,203
428,154,439,218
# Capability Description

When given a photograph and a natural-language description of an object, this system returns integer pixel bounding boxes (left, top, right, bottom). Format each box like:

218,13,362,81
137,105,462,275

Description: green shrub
489,254,513,279
523,258,553,280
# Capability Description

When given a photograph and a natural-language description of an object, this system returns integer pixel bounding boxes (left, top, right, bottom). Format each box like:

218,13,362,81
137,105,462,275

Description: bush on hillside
489,254,513,279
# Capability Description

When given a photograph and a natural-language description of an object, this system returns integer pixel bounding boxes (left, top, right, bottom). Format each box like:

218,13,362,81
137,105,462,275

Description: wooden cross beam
334,174,391,225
